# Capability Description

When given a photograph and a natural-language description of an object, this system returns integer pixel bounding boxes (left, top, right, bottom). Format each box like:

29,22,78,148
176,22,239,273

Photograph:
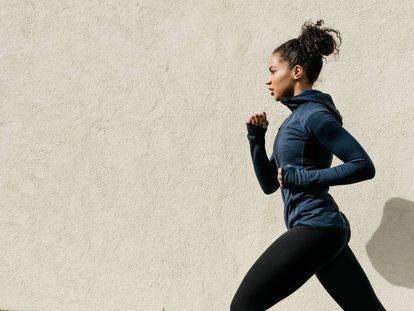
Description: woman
230,20,386,310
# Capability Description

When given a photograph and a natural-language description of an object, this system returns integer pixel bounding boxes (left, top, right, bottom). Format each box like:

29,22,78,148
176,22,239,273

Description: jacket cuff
282,164,294,188
246,123,267,143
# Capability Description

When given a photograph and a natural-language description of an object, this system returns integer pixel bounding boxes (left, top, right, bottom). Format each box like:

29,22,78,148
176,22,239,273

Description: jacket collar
280,88,343,125
280,88,317,111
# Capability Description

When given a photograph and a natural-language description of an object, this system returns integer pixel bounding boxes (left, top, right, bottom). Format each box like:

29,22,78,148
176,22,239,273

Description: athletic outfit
230,89,386,310
247,88,375,230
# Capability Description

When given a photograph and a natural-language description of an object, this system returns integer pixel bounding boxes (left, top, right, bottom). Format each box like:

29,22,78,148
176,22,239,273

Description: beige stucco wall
0,0,413,310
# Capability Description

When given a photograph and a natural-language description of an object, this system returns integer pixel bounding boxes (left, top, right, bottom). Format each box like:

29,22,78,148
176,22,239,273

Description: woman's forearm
282,160,375,191
246,123,279,194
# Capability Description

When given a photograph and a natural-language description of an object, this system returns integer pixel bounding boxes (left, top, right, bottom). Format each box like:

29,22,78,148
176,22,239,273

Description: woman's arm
281,111,375,191
246,123,279,194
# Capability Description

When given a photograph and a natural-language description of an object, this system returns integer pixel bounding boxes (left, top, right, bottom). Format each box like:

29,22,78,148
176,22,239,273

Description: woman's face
266,53,299,101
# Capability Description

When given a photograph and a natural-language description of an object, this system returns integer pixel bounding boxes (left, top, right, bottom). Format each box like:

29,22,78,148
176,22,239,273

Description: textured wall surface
0,0,413,310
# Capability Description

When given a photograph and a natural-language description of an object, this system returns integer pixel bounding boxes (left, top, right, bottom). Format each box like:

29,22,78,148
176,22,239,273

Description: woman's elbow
368,163,376,179
261,184,279,195
363,161,376,180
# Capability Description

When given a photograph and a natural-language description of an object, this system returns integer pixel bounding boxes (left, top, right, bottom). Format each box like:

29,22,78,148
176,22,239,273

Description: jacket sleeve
281,111,376,191
246,123,279,194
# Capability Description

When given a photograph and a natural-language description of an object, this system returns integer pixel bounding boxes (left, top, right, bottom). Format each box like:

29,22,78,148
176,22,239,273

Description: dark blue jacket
246,88,375,230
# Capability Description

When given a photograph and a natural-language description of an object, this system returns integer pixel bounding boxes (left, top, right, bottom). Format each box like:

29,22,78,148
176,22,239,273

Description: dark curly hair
273,19,342,84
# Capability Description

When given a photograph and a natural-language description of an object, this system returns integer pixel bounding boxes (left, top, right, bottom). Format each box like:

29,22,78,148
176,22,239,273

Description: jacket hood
280,89,343,125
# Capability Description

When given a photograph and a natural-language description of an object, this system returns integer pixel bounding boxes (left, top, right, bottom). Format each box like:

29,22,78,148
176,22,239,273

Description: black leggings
230,226,386,311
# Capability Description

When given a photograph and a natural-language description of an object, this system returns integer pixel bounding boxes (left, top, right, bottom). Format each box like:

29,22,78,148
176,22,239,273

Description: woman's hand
278,165,292,188
246,112,269,129
278,167,283,188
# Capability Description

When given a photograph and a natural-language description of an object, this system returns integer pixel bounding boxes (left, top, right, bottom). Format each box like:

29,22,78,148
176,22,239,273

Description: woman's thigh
315,231,386,311
230,227,347,311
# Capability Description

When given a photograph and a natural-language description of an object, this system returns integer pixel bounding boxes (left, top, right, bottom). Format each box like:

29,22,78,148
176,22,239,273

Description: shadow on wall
366,197,414,288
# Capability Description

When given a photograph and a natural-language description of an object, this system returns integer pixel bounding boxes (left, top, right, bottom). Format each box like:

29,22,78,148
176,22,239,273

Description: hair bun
297,19,342,58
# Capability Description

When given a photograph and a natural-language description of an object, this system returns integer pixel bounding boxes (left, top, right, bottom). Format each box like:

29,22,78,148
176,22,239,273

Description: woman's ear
291,64,304,80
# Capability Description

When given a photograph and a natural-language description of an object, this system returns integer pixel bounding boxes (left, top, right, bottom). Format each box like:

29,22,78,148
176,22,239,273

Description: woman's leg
315,228,386,310
230,227,347,311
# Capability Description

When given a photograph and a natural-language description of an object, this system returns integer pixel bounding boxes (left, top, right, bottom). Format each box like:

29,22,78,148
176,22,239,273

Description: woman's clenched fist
246,112,269,129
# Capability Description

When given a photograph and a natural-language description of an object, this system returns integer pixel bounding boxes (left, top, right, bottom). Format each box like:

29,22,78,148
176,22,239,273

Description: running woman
230,19,386,311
